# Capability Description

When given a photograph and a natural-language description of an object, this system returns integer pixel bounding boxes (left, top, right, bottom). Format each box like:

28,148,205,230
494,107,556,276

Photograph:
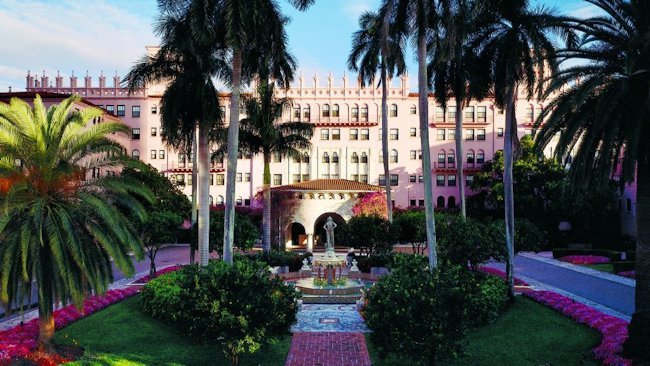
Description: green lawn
367,297,601,366
55,295,291,366
583,263,615,273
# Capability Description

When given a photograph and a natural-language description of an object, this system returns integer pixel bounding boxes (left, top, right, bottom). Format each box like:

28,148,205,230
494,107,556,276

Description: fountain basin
294,277,365,304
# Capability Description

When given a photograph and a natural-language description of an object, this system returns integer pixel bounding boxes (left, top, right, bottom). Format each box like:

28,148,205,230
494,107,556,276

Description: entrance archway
313,212,346,248
290,222,306,247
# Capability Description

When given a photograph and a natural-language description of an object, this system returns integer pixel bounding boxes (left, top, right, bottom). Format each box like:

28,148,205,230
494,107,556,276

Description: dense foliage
437,216,506,270
364,255,507,364
337,215,395,255
141,260,298,365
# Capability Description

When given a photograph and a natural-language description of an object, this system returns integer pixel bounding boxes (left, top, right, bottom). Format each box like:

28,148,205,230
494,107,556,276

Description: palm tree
0,95,151,351
348,9,406,223
123,5,225,267
429,0,488,219
384,0,440,270
471,0,571,300
216,79,313,254
534,0,649,360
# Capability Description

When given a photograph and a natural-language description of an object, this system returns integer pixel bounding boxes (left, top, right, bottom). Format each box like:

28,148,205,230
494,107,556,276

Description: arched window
378,150,384,163
390,104,398,117
293,104,301,121
437,196,445,208
526,104,534,122
410,105,417,115
322,104,330,117
332,104,340,117
132,149,140,160
447,150,455,166
361,152,368,164
303,105,311,121
448,196,457,208
332,152,339,163
476,150,485,164
351,105,359,120
209,195,214,206
236,196,243,206
390,149,398,163
322,152,330,164
216,195,224,205
467,150,475,165
437,150,446,166
351,152,359,163
361,104,369,120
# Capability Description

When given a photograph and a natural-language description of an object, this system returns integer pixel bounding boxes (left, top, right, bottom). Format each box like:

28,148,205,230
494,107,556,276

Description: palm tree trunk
262,153,272,254
37,260,55,353
455,105,466,219
624,158,650,361
198,123,211,266
503,85,517,301
418,31,438,271
190,131,198,263
223,49,243,265
381,65,393,223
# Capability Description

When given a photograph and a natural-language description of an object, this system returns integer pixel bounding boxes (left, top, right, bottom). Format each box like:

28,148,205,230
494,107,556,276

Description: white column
306,233,314,253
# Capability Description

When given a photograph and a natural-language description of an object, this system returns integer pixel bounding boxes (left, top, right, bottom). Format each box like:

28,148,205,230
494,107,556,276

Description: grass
55,295,291,366
366,297,601,366
583,263,616,273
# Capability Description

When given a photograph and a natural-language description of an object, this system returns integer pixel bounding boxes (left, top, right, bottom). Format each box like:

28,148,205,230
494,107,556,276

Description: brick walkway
285,332,371,366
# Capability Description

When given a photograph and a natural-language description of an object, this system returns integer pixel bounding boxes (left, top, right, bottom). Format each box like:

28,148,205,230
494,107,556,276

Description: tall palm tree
216,79,313,254
348,9,406,223
0,95,151,351
534,0,650,360
123,5,225,267
385,0,440,270
471,0,571,300
429,0,488,219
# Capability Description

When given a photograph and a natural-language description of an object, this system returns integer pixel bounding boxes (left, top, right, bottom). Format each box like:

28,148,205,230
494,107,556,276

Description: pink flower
560,255,611,265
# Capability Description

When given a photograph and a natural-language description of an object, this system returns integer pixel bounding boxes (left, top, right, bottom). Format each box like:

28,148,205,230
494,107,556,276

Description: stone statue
323,216,337,251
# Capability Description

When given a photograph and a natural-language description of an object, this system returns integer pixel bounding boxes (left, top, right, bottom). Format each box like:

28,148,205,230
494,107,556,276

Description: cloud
566,3,605,19
0,0,158,91
342,0,376,22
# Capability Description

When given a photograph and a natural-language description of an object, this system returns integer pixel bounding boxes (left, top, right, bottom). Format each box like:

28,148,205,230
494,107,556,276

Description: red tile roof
271,179,383,192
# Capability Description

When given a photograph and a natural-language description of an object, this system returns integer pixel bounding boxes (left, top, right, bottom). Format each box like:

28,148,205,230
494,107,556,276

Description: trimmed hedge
552,248,623,262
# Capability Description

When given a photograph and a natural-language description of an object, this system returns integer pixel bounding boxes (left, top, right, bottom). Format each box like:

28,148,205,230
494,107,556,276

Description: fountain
295,217,365,304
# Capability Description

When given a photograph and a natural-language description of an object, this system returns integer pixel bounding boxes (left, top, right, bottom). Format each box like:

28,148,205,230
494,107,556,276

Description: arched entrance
313,212,345,248
290,222,306,247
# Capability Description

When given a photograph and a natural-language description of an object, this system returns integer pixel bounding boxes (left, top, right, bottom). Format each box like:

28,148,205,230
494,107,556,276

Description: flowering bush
352,191,387,218
560,255,611,265
0,266,179,365
617,271,635,278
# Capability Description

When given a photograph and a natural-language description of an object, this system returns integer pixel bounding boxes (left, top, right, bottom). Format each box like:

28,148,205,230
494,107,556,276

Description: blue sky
0,0,601,92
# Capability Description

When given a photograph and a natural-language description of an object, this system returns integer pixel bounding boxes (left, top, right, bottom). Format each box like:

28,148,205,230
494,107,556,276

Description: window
303,105,311,121
410,127,417,137
360,129,369,140
131,149,140,160
360,174,368,183
410,150,417,160
132,105,141,117
351,174,359,181
117,105,125,117
466,175,474,186
106,105,115,115
467,151,475,164
178,153,186,164
236,173,242,182
410,105,417,115
216,174,225,185
351,152,359,163
187,175,192,186
497,127,504,137
378,150,384,163
477,106,487,122
151,150,157,159
379,174,386,186
272,152,282,163
132,128,140,140
447,106,457,120
419,199,424,207
436,174,445,186
210,174,214,185
159,150,165,159
331,174,340,179
390,174,398,186
465,129,475,140
351,106,359,120
410,199,416,206
360,105,368,120
360,152,368,163
216,195,224,205
322,152,330,163
476,151,485,164
448,129,456,140
390,104,398,117
390,149,398,163
418,150,423,160
293,106,301,120
332,104,340,117
151,127,157,136
389,128,399,140
175,174,185,184
321,129,330,140
448,175,457,186
303,155,310,164
350,129,358,140
244,173,251,182
332,152,339,163
438,152,446,166
409,175,417,183
498,107,504,115
448,196,457,208
322,174,330,179
477,129,486,140
418,175,424,183
437,129,445,140
236,197,243,206
465,106,474,121
151,105,157,114
447,152,455,166
322,104,330,117
292,174,301,183
436,106,445,120
526,105,534,122
379,128,383,140
332,128,341,140
302,174,310,181
273,174,282,185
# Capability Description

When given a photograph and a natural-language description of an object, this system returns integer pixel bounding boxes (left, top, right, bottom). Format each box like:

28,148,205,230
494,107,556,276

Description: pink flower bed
0,266,181,364
617,271,635,279
524,291,631,366
560,255,611,265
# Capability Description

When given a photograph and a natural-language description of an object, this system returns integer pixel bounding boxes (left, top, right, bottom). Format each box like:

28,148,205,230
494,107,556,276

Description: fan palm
471,0,570,300
534,0,650,359
0,95,151,351
348,9,407,223
123,5,226,267
216,79,313,254
384,0,440,270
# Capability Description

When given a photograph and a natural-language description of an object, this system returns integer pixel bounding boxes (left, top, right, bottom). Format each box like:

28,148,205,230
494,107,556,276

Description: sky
0,0,602,92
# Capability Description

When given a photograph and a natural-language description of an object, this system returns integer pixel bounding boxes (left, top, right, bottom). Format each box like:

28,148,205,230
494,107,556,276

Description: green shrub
514,218,547,253
363,255,507,364
140,260,299,365
245,251,312,272
356,253,395,273
337,215,395,255
437,216,505,270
